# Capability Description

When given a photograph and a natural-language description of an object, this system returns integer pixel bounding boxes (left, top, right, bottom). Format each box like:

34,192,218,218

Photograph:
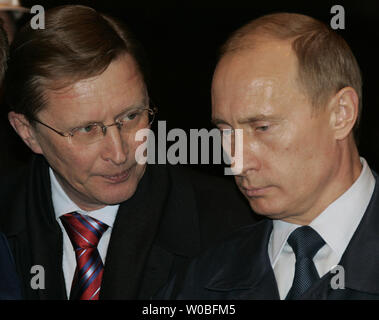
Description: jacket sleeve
0,232,23,299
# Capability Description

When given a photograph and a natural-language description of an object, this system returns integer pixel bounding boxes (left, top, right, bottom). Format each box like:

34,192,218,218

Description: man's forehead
38,57,148,124
212,100,280,126
211,42,303,125
215,40,296,81
48,56,143,99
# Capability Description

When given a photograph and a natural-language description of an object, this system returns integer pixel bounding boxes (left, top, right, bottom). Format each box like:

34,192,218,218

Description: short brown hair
220,12,363,129
5,5,149,122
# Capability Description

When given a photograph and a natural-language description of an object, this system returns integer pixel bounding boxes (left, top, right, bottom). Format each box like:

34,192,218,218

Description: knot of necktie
60,212,108,250
287,226,325,260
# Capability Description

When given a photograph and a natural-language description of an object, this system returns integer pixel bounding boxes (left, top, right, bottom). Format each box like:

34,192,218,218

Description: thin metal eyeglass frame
32,106,158,139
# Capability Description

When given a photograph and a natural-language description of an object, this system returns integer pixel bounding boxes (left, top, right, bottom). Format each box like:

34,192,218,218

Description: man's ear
328,87,359,140
8,111,43,154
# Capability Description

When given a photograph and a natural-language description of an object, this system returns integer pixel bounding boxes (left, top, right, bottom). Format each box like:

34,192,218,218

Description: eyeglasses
33,106,157,145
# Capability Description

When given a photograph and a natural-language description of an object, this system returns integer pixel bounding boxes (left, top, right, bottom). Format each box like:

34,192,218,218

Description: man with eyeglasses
1,5,254,300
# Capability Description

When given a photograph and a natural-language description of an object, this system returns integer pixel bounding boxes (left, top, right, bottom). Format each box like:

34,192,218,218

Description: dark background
1,0,379,176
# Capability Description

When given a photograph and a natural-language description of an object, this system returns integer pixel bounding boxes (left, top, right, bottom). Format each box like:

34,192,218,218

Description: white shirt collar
49,167,119,228
269,157,376,267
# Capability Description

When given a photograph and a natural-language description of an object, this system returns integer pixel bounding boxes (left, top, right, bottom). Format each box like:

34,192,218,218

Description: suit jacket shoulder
165,165,258,246
157,219,277,299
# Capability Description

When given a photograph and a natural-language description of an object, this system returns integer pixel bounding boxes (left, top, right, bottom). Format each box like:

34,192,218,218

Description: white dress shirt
268,157,376,299
49,168,119,298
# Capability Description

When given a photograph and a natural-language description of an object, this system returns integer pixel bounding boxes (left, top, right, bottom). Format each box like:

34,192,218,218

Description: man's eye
128,112,138,120
120,111,141,122
256,125,270,132
78,125,96,133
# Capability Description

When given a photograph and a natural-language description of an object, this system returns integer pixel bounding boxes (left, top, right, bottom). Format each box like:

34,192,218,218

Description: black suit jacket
0,155,255,299
0,232,22,299
160,173,379,300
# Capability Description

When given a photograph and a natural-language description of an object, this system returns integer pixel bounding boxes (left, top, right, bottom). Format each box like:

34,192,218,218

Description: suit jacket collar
293,171,379,298
335,171,379,295
24,155,66,299
302,177,379,298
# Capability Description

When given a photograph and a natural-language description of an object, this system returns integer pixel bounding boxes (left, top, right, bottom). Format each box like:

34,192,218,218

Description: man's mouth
102,169,131,183
241,186,271,197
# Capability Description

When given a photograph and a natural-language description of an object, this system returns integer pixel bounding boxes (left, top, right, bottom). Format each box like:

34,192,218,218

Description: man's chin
247,199,284,219
99,185,139,205
96,165,146,204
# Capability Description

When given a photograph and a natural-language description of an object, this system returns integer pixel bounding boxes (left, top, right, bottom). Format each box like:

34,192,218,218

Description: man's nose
101,126,128,165
237,140,262,177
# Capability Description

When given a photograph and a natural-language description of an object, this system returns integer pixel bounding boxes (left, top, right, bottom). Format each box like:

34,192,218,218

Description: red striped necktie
60,212,109,300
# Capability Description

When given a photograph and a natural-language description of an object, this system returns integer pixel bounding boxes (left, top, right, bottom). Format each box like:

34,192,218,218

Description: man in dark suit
160,13,379,300
0,5,254,300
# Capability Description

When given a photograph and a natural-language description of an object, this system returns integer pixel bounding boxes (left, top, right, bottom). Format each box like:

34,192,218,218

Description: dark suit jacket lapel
204,219,280,299
330,172,379,298
303,172,379,299
100,164,171,299
339,172,379,295
3,155,67,299
26,156,67,299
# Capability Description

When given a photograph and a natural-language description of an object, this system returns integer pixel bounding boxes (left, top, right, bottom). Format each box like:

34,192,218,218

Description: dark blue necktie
285,226,325,300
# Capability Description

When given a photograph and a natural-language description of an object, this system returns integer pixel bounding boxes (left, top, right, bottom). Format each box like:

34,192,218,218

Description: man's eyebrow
71,118,100,129
211,114,282,127
237,114,282,124
114,96,150,118
114,103,147,119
